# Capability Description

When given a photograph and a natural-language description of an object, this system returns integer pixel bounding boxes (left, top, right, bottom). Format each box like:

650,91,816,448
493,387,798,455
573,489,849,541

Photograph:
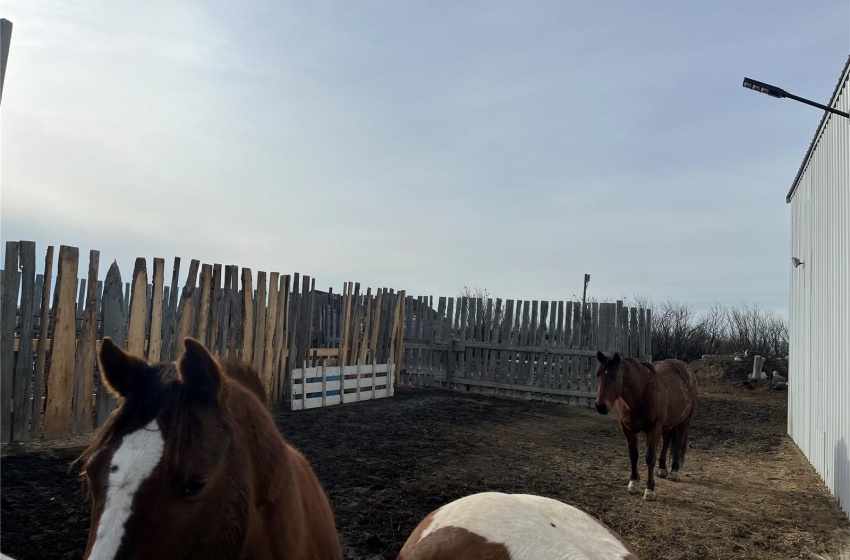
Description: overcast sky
1,1,848,313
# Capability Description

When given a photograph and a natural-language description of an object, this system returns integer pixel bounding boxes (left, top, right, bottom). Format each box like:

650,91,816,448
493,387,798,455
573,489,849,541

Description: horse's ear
178,338,222,402
612,352,621,366
98,337,150,398
597,351,607,364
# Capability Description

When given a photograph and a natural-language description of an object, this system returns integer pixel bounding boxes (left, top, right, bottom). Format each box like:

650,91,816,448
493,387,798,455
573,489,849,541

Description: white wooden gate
290,363,395,410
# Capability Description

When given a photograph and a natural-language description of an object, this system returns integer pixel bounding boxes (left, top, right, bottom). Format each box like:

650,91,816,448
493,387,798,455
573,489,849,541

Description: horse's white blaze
89,420,165,560
419,492,633,559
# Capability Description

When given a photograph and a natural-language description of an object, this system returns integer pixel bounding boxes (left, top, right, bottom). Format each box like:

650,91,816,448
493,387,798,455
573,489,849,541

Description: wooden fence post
12,241,36,440
29,245,54,439
240,268,254,363
148,258,165,362
43,245,79,439
127,258,148,358
1,241,21,442
71,250,99,435
95,261,127,427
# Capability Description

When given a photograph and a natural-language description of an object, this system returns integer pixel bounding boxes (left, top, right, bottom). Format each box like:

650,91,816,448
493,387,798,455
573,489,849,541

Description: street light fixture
742,77,850,119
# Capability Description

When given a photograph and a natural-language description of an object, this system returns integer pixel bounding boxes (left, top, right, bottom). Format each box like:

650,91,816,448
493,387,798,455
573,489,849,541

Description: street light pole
742,77,849,119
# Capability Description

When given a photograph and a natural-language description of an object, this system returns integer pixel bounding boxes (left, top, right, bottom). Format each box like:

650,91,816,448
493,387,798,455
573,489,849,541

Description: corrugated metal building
787,55,850,518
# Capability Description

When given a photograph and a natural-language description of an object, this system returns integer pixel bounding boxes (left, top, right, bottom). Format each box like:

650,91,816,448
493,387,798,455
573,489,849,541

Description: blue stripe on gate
304,374,341,399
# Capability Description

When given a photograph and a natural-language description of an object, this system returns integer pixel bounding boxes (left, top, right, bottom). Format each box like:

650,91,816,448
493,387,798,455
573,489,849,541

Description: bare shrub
725,303,789,358
650,300,788,362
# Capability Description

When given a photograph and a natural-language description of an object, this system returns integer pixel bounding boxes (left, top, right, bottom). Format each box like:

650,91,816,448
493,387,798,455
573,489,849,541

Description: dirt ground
2,367,849,559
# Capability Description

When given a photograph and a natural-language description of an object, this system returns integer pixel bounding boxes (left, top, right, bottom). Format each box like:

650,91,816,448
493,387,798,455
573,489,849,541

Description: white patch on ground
420,492,633,559
88,419,165,560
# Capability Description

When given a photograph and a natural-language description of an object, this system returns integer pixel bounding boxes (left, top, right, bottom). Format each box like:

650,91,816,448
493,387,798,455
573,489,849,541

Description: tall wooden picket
1,242,21,442
95,261,127,427
71,250,99,435
30,246,54,439
42,245,79,439
11,241,36,440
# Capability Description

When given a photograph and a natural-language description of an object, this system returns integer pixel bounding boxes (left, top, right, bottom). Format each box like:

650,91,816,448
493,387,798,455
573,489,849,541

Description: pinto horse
397,492,639,559
594,351,698,501
78,337,342,560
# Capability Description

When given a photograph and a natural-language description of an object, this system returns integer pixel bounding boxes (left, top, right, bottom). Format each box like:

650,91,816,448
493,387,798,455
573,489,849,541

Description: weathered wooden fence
0,238,653,442
398,296,651,405
0,241,406,443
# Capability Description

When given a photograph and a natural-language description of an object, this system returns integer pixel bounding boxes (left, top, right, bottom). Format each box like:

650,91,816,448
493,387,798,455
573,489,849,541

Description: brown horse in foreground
594,351,698,501
78,337,342,560
397,492,639,559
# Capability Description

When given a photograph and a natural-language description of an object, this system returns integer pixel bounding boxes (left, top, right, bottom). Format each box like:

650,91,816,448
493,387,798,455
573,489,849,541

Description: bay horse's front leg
644,426,661,501
624,429,640,494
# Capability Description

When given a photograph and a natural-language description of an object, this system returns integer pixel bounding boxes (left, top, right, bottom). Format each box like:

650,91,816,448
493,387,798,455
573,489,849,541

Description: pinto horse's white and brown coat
398,492,639,560
79,337,342,560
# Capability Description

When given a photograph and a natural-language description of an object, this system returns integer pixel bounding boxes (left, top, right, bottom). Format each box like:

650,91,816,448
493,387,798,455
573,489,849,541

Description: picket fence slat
12,241,36,440
1,242,21,442
71,250,99,436
43,245,79,439
30,246,54,439
95,261,127,427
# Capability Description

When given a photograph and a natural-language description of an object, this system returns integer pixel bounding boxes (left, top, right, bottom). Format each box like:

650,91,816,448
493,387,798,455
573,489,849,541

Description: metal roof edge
786,54,850,204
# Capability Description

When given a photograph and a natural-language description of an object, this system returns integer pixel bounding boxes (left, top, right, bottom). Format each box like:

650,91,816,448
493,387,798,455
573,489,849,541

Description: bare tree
726,303,788,357
694,302,728,356
650,299,788,361
652,300,701,360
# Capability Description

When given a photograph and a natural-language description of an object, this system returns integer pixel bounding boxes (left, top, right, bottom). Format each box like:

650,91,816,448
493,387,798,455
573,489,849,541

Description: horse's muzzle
595,402,609,415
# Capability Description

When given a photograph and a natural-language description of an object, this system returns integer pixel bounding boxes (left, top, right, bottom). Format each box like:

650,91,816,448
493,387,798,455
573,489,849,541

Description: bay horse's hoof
627,480,639,494
657,468,668,478
669,471,680,482
643,489,656,501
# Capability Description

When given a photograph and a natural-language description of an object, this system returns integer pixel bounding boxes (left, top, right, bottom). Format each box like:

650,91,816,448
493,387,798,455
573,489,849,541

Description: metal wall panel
788,59,850,519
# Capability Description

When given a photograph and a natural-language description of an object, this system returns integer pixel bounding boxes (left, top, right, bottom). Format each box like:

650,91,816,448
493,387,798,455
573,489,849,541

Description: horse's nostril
595,403,608,415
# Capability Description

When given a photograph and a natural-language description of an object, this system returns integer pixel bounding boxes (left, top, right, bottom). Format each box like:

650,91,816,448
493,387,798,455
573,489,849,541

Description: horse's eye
180,475,207,496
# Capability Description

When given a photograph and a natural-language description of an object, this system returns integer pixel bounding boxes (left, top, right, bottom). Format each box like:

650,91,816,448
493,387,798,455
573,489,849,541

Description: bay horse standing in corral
397,492,639,559
594,351,698,501
77,337,342,560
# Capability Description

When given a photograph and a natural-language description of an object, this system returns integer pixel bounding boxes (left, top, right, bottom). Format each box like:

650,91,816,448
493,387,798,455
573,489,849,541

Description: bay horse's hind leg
643,426,661,501
624,429,640,494
670,416,693,482
657,428,672,478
